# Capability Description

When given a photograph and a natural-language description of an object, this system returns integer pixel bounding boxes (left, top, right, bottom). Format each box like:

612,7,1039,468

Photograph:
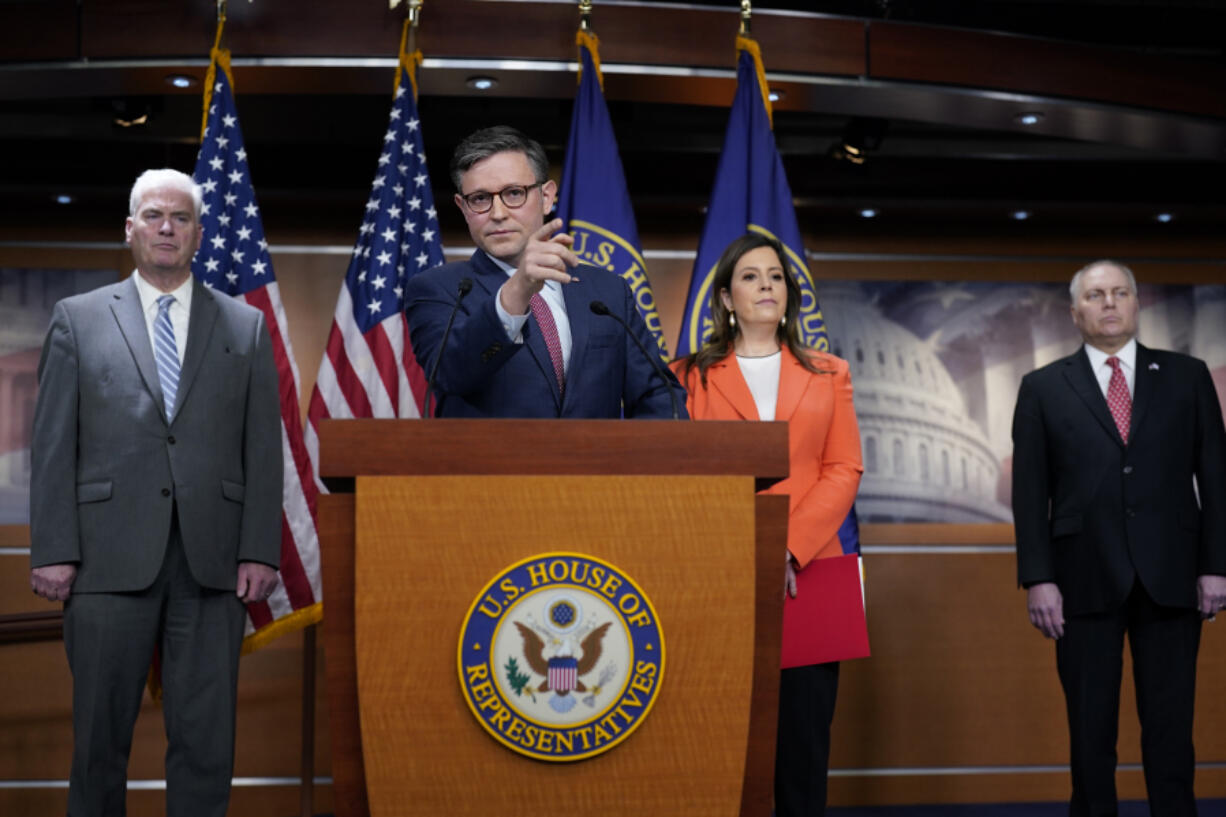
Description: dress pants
775,661,840,817
1056,579,1201,817
62,518,247,817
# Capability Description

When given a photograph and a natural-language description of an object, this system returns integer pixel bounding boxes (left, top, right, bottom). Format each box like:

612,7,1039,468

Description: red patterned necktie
529,293,565,393
1105,356,1131,443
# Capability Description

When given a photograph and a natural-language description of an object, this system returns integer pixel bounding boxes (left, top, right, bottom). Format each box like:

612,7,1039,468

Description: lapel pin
1148,362,1159,370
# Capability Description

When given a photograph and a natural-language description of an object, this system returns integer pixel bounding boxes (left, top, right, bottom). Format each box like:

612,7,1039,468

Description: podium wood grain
354,475,761,815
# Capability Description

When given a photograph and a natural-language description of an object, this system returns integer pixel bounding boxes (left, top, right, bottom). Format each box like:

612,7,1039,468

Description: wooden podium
318,419,789,817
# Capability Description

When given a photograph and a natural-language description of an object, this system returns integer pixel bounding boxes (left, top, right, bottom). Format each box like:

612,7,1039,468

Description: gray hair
1069,259,1137,301
128,168,203,220
449,126,549,191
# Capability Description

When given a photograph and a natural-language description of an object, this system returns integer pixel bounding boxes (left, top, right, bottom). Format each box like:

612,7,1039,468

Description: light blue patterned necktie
154,294,180,420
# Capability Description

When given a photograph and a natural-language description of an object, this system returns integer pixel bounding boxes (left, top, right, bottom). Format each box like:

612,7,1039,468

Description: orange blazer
671,347,863,567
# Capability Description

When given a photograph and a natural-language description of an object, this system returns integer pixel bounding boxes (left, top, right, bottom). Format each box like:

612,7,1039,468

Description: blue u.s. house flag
556,30,669,357
676,35,829,359
679,35,860,562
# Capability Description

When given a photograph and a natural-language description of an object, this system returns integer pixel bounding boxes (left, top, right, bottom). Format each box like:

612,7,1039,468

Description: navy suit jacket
1012,342,1226,616
405,250,685,418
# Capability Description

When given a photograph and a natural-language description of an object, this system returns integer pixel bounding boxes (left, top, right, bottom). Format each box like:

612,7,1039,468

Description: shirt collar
1084,336,1137,373
132,270,193,316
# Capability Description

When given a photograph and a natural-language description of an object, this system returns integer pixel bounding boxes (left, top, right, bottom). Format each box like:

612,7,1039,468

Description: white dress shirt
489,252,572,375
132,271,191,366
1084,337,1136,400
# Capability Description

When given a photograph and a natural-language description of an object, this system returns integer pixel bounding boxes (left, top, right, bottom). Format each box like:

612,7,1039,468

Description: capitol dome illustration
818,283,1012,523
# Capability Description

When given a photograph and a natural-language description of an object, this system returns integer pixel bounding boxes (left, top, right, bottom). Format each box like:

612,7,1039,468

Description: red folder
780,553,870,668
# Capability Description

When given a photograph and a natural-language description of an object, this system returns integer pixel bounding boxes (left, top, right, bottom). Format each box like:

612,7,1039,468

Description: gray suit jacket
30,275,282,593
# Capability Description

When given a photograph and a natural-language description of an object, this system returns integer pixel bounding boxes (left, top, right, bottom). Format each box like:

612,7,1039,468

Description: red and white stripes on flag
305,46,445,478
192,45,322,650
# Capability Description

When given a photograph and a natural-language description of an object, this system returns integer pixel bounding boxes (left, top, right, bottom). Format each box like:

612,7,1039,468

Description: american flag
304,55,444,473
191,59,323,649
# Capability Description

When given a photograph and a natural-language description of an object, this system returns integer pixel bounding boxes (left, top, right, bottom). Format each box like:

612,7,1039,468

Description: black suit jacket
1012,343,1226,616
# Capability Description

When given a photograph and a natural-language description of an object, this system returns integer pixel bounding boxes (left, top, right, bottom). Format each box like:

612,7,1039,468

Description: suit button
1126,507,1136,517
161,488,171,497
168,435,176,445
1122,465,1133,474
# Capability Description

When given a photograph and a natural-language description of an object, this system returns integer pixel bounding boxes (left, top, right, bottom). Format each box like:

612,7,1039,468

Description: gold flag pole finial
739,0,752,36
389,0,422,15
579,0,593,32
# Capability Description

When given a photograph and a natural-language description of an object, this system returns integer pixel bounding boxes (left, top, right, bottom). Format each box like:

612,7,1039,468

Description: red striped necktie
529,293,565,394
1106,356,1131,443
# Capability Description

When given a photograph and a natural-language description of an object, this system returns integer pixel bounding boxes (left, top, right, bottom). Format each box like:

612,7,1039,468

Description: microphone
424,277,473,418
589,300,681,420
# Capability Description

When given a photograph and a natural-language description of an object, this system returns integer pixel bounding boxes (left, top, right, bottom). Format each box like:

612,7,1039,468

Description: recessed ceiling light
859,208,878,219
1011,210,1030,221
1155,212,1174,223
166,74,196,89
1014,112,1044,126
54,194,73,205
465,76,498,91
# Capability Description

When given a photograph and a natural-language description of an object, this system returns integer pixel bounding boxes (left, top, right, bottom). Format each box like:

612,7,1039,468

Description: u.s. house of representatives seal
458,552,665,762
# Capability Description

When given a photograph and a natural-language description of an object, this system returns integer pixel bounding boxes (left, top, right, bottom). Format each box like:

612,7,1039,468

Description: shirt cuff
495,282,529,344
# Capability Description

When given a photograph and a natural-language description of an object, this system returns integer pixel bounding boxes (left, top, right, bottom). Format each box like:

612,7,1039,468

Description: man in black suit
1012,259,1226,817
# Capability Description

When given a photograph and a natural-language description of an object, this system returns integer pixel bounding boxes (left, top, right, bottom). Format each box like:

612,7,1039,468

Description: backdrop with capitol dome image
816,279,1226,524
0,268,116,525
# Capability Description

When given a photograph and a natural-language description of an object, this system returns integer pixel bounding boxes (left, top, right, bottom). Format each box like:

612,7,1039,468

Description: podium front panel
354,474,758,816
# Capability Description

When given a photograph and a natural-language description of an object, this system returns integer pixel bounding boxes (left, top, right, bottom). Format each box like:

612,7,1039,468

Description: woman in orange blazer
671,232,863,817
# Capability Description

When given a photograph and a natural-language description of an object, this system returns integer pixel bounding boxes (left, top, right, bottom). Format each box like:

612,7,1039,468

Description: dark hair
677,232,833,386
450,126,550,191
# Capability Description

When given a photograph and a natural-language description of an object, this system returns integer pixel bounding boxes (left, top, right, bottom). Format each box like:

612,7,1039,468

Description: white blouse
735,351,782,421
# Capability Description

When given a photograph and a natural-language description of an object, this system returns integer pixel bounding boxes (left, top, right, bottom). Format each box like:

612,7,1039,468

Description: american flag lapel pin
1149,362,1160,370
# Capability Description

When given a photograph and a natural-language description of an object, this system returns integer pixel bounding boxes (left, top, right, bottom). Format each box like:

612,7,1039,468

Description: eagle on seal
515,621,611,694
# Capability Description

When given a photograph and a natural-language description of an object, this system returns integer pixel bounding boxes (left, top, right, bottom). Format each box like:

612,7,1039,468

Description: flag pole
575,1,603,90
200,3,228,140
399,0,424,98
739,0,751,36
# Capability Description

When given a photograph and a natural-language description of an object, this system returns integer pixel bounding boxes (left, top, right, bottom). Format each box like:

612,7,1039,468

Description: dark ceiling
1,0,1224,243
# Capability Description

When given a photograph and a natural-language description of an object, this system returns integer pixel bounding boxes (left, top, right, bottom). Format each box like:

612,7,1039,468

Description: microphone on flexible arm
423,277,473,418
589,300,681,420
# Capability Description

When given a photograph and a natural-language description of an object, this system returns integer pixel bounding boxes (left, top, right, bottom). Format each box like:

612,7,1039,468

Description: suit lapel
109,277,168,424
173,278,219,419
774,347,810,423
471,251,561,410
1062,348,1125,447
707,356,759,420
559,276,592,413
468,250,510,302
1130,343,1156,442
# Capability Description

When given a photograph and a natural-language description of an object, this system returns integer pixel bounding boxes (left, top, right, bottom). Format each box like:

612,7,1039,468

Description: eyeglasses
460,182,542,214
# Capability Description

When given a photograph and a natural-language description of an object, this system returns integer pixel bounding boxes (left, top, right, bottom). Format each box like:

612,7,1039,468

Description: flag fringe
735,35,773,129
242,601,324,655
398,17,424,98
200,16,233,140
576,29,603,91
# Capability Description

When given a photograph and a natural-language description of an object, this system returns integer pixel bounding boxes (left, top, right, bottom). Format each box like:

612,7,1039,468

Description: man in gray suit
29,168,282,817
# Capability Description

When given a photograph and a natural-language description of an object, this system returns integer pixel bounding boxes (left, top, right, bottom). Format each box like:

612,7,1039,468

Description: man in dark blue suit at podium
406,126,683,419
